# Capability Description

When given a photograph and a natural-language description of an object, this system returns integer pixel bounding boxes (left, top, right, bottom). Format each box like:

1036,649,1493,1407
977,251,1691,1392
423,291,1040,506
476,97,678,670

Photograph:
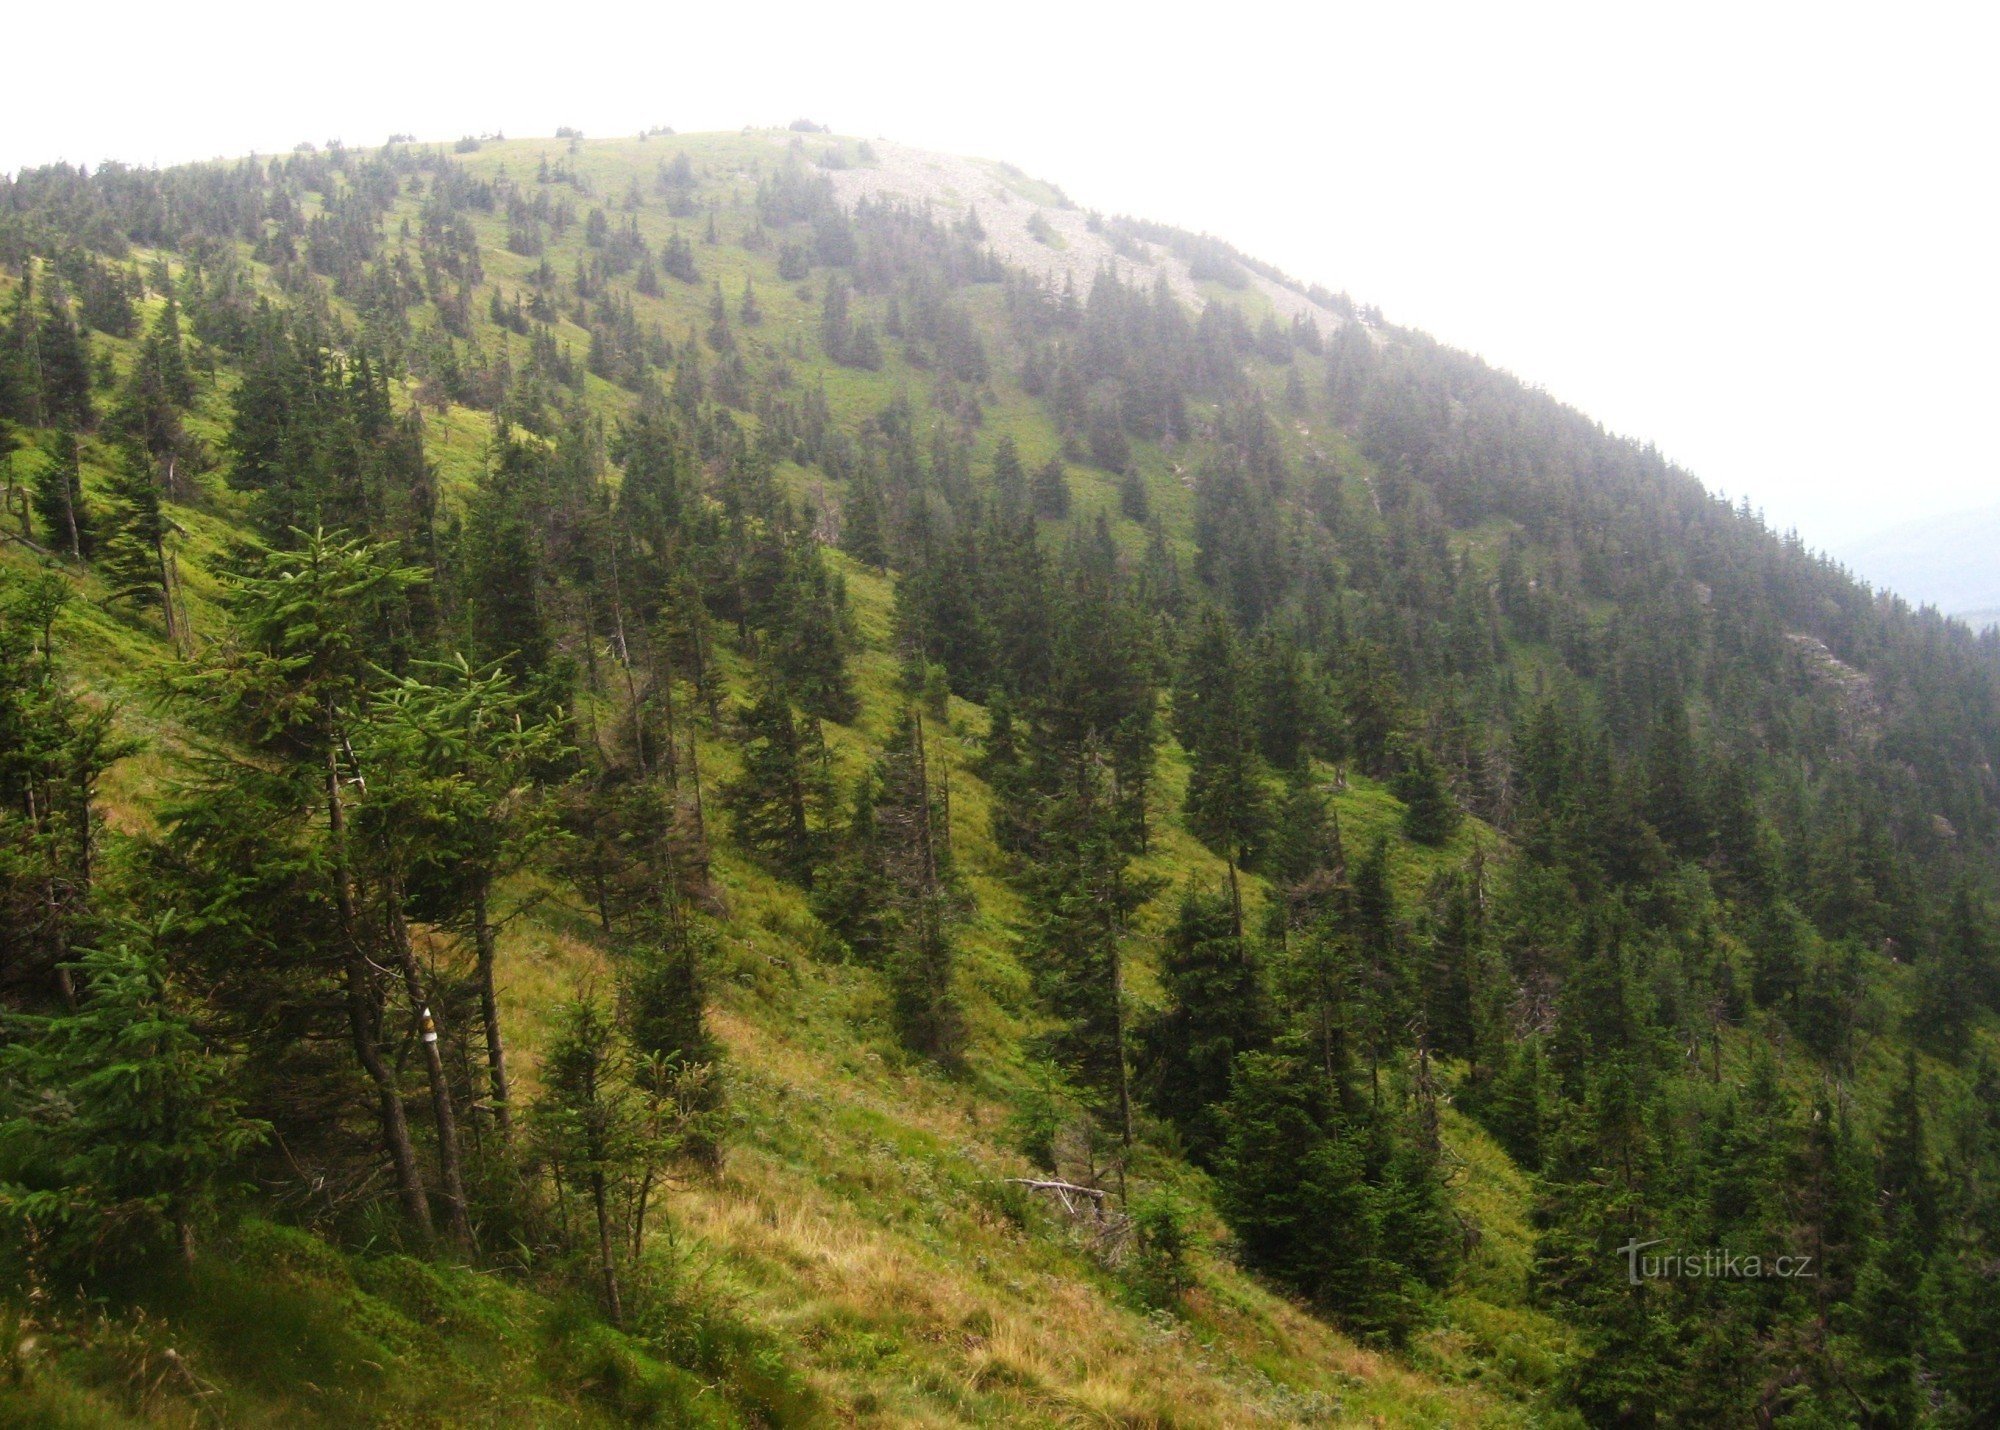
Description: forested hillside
2,128,1998,1427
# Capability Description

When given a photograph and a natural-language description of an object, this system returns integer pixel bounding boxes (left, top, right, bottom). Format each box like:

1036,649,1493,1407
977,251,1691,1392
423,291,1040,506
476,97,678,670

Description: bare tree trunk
1318,962,1338,1095
1112,972,1134,1150
629,1179,650,1262
687,582,720,725
577,587,601,695
155,534,178,649
686,729,708,845
592,1171,622,1327
607,536,648,775
912,711,937,890
630,1150,657,1262
387,889,475,1251
58,432,81,560
623,655,647,774
782,711,814,881
1109,858,1134,1151
472,882,512,1141
927,713,953,866
167,551,191,657
656,642,681,788
25,782,78,1012
328,748,432,1244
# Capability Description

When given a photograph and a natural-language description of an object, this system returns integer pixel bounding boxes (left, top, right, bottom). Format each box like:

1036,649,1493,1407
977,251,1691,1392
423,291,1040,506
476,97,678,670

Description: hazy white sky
5,0,1994,550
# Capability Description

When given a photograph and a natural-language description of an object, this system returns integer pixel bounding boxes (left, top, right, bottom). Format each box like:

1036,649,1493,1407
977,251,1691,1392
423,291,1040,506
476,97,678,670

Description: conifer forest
1,129,1998,1426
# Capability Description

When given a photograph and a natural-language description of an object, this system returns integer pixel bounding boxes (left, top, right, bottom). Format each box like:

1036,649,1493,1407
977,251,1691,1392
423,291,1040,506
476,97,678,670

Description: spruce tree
1347,836,1409,1104
30,429,93,560
819,278,852,363
620,915,723,1169
1642,701,1705,857
769,537,857,723
874,707,962,1061
172,529,436,1241
461,436,555,682
34,280,94,430
1118,464,1149,523
1020,741,1157,1142
812,776,894,963
0,266,42,426
1340,639,1402,776
0,923,269,1271
1389,735,1458,846
841,471,887,569
899,522,995,699
533,996,639,1326
0,573,125,1004
846,320,884,370
1475,1040,1546,1169
661,232,699,283
110,290,196,494
706,280,734,353
721,675,826,886
1420,862,1486,1060
1213,1050,1394,1332
1135,878,1268,1165
1914,883,1999,1059
1037,518,1159,844
1249,633,1315,772
1267,767,1345,903
990,436,1027,513
1174,606,1269,864
361,655,568,1141
975,690,1038,856
98,444,175,639
1031,454,1072,520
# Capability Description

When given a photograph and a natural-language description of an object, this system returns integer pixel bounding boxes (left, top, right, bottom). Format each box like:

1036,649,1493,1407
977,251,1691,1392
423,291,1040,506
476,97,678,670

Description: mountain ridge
805,135,1347,331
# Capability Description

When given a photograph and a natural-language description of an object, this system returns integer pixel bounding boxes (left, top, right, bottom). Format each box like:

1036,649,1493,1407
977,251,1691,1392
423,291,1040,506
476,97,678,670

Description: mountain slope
0,129,1996,1428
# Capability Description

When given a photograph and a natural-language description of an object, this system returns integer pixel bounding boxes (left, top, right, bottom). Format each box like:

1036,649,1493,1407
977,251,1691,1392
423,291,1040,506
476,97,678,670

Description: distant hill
1836,502,2000,626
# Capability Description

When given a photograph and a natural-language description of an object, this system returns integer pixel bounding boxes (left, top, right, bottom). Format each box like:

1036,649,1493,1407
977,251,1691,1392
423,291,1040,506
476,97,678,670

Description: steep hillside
1,129,1998,1428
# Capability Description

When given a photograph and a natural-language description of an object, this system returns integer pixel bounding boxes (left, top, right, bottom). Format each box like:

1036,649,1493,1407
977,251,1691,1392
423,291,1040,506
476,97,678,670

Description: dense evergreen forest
2,129,1998,1426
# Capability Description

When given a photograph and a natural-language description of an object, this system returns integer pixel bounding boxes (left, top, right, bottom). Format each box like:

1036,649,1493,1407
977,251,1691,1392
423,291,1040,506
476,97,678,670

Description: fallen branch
1005,1178,1108,1218
0,530,52,558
